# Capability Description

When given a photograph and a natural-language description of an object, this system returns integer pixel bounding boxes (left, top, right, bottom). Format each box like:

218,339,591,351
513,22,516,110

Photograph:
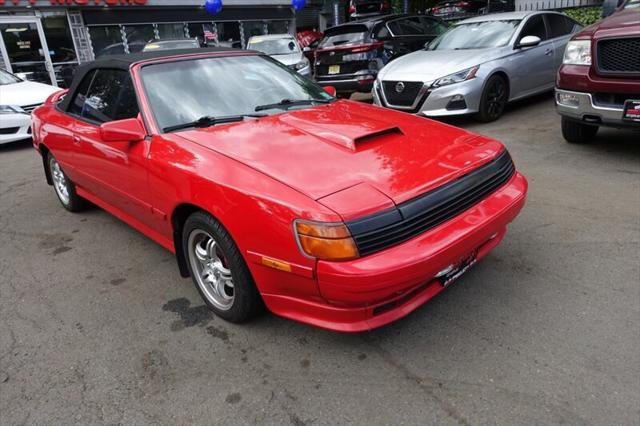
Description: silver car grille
22,103,42,114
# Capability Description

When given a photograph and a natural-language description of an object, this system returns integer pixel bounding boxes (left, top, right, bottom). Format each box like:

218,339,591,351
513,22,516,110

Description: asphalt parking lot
1,93,638,425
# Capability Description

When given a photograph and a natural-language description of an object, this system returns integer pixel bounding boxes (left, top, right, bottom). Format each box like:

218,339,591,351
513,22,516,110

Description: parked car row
309,6,638,139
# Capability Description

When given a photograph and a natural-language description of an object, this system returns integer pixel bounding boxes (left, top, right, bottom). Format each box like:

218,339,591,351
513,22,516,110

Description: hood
0,80,60,107
576,9,640,39
175,101,504,218
271,52,303,66
379,47,506,82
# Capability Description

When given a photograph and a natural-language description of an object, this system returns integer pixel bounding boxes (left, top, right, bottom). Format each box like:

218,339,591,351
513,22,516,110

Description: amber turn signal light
295,220,359,261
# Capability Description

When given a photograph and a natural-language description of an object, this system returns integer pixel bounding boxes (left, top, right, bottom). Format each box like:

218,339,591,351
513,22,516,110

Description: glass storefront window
88,25,125,58
123,25,155,53
217,22,241,48
242,21,266,46
157,23,185,40
41,12,77,63
0,22,51,84
267,20,289,35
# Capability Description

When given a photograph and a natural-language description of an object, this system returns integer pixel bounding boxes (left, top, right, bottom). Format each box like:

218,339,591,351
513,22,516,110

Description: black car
314,14,447,96
348,0,391,20
429,0,509,20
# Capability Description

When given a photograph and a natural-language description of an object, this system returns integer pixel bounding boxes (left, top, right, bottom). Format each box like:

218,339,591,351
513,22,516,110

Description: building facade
0,0,296,87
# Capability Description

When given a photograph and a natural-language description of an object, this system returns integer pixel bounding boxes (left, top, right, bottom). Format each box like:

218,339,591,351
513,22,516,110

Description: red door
68,68,155,228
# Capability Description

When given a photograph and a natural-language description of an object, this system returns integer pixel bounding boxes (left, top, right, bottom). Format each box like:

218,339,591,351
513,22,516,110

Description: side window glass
388,18,425,36
373,23,390,39
547,15,579,38
419,17,447,35
520,15,547,41
83,69,139,123
67,70,95,116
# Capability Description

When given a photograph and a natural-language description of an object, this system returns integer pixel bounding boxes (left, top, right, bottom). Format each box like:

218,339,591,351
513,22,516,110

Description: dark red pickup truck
555,1,640,143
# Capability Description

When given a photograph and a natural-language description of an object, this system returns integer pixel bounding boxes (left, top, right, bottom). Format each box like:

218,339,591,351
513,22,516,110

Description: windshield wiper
163,114,265,133
255,98,333,112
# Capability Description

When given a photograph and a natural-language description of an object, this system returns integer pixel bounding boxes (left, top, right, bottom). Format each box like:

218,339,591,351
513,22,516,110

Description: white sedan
0,69,60,145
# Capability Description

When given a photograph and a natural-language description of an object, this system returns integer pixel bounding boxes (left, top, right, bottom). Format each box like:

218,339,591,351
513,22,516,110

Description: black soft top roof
60,47,248,111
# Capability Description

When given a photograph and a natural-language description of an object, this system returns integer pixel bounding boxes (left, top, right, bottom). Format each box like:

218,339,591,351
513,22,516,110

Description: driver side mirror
100,118,146,143
517,35,542,48
323,86,337,97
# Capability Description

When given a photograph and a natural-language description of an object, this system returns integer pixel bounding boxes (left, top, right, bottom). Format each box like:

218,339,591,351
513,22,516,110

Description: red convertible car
32,48,527,332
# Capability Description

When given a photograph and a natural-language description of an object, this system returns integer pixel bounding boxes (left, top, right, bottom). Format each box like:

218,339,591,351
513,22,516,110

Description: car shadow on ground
0,139,33,153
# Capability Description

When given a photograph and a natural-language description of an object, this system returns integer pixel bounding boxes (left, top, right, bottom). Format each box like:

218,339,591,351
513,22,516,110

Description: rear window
318,25,369,48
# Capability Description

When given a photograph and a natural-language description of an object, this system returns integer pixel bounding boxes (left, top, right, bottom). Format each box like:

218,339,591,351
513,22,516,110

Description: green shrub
561,7,603,26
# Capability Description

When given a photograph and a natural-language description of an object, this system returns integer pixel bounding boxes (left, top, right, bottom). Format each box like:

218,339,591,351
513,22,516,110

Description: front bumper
0,113,32,145
263,172,528,332
373,77,484,117
555,88,640,128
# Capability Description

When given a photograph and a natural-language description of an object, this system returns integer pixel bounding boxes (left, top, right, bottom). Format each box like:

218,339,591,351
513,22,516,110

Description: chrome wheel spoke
195,242,208,263
187,229,235,311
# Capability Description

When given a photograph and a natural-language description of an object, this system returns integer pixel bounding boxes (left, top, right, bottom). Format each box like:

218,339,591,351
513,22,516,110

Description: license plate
441,7,453,12
328,65,340,75
436,251,477,288
622,99,640,123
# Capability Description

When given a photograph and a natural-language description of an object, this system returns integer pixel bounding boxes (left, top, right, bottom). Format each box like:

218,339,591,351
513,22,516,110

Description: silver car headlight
0,105,26,114
295,57,310,70
563,40,591,66
431,66,479,88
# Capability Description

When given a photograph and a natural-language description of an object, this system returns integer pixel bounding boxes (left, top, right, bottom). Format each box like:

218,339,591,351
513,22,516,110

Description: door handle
72,135,81,145
544,48,553,56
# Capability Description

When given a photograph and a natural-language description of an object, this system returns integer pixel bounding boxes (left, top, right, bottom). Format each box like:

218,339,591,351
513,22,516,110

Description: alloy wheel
187,229,235,310
49,156,70,205
486,79,507,120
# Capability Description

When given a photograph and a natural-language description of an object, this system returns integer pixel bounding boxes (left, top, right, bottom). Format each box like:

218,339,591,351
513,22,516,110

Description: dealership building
0,0,302,87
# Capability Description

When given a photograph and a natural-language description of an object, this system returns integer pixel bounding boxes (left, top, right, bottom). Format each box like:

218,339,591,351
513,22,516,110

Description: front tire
47,153,87,212
476,75,508,123
182,211,262,323
561,117,598,143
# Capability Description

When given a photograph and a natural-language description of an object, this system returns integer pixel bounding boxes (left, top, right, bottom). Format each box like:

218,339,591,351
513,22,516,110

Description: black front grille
0,127,20,135
382,81,423,107
597,37,640,75
346,150,515,256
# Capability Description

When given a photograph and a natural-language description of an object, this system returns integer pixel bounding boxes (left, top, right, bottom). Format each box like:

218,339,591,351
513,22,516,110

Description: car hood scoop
279,112,404,151
176,101,504,206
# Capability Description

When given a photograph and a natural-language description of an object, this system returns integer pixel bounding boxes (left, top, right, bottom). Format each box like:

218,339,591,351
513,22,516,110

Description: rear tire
182,211,263,323
47,152,88,212
561,117,598,143
476,74,508,123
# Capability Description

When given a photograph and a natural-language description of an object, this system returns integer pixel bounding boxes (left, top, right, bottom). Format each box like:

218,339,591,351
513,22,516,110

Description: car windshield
0,69,22,85
318,25,369,47
141,55,334,132
623,0,639,8
247,37,300,55
143,40,199,51
427,19,521,50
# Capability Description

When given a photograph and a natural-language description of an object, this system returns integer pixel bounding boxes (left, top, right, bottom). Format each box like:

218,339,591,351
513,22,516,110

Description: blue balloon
204,0,223,15
291,0,306,12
